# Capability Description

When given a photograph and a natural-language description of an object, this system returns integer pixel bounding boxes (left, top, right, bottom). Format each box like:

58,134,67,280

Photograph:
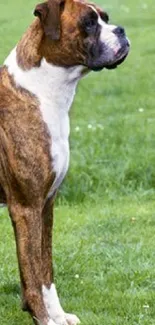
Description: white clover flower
75,126,80,132
143,304,149,309
138,108,144,113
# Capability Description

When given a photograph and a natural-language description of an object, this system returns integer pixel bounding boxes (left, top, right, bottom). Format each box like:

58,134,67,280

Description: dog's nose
113,26,125,37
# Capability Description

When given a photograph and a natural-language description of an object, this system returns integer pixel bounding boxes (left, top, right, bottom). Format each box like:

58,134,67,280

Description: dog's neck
4,19,85,114
5,48,82,112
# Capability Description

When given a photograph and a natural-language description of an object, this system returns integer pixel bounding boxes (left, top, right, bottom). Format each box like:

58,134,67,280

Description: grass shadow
0,283,20,296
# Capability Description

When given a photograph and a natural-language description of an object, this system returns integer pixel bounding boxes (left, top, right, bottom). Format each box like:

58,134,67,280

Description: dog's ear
34,0,64,40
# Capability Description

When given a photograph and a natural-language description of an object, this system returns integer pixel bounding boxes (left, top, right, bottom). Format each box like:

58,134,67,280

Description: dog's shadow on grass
0,282,20,297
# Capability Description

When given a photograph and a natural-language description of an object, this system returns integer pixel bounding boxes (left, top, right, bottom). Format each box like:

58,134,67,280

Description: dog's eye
85,18,97,31
79,11,98,34
83,12,98,34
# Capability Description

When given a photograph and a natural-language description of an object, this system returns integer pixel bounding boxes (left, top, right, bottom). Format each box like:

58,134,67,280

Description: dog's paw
65,313,80,325
52,312,80,325
53,312,68,325
42,284,80,325
48,319,59,325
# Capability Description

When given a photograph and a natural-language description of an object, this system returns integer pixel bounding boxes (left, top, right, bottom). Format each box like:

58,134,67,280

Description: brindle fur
0,65,55,323
0,0,129,324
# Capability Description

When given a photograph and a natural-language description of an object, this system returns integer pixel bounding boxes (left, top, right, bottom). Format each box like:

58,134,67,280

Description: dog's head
34,0,130,71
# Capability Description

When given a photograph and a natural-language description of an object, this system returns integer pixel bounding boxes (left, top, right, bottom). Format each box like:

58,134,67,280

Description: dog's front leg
42,198,54,287
9,202,54,325
41,198,67,325
41,198,80,325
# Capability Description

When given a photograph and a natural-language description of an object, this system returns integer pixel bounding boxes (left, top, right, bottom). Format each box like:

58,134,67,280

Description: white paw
65,313,80,325
42,284,80,325
48,320,58,325
53,314,68,325
53,312,80,325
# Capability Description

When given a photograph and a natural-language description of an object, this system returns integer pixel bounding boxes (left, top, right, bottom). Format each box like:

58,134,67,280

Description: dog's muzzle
86,24,130,72
105,26,130,70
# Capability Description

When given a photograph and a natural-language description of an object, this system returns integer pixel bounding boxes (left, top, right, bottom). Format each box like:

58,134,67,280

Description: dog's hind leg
9,202,54,325
41,198,80,325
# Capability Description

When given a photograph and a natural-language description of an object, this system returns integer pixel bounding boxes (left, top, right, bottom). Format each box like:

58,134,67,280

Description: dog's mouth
105,52,128,70
105,41,130,70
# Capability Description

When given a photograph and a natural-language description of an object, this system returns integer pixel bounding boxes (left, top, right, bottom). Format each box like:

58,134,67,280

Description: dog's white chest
41,101,70,196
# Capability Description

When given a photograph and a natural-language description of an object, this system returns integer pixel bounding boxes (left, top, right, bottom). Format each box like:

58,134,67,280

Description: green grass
1,0,155,324
1,199,155,325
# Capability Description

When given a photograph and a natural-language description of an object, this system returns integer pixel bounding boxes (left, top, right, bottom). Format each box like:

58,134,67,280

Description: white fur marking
42,284,80,325
88,5,120,53
48,320,57,325
42,283,65,324
48,319,57,325
98,16,119,50
65,314,80,325
5,49,83,197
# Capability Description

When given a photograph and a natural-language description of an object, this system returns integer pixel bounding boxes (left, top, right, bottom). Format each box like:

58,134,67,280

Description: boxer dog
0,0,130,324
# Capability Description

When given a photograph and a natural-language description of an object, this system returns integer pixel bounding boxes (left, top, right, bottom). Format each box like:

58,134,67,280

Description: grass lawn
1,0,155,324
